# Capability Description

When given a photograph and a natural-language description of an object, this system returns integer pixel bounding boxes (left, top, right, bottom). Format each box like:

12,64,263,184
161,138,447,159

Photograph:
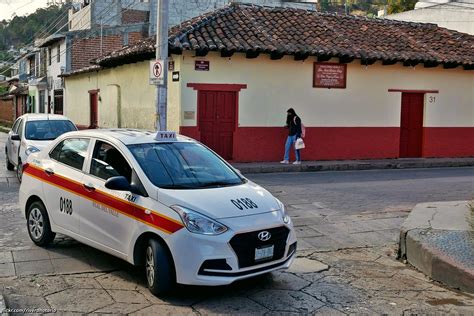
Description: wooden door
89,92,98,128
198,90,236,160
399,93,424,158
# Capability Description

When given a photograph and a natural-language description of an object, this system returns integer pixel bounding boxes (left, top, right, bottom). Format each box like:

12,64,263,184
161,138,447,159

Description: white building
385,0,474,34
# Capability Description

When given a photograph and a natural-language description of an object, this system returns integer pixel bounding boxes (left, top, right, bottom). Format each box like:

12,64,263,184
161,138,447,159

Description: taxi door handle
83,183,95,192
45,168,54,176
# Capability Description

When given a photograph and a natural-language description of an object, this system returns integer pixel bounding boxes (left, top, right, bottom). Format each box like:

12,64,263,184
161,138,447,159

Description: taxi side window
11,118,21,134
50,138,90,170
90,141,132,183
17,119,25,138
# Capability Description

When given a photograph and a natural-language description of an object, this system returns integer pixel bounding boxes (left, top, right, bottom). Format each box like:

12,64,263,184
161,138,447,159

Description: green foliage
0,5,69,55
0,86,7,94
386,0,417,14
318,0,389,16
0,66,11,77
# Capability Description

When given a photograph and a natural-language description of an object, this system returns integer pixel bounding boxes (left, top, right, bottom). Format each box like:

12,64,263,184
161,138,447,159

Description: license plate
255,245,274,261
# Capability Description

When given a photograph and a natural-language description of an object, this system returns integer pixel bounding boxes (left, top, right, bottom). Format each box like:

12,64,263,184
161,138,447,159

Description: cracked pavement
1,132,474,315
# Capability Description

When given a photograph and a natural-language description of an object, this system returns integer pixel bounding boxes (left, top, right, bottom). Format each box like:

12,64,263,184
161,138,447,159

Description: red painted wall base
179,126,474,162
423,127,474,158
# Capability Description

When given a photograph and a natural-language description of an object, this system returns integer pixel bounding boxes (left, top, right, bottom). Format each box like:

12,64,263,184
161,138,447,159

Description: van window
50,138,90,170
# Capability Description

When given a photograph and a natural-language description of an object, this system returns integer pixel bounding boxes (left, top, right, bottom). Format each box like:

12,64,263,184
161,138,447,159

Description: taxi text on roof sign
155,131,177,141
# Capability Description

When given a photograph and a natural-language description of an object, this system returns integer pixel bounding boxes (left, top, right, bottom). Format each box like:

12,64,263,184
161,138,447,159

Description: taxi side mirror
11,134,20,141
105,176,131,191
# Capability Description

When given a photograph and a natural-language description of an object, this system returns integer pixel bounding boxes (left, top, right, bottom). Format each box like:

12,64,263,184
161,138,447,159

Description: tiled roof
59,65,102,77
94,3,474,69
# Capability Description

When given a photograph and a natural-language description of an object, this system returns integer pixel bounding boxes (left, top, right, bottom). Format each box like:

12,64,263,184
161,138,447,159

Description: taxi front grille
229,226,290,268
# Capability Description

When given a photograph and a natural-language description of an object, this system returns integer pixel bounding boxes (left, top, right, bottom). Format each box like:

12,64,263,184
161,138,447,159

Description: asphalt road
250,167,474,214
1,132,473,314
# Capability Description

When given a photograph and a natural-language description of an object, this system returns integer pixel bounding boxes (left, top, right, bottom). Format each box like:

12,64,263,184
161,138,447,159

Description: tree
386,0,418,14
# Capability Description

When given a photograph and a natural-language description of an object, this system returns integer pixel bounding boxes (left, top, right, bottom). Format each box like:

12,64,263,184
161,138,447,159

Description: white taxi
19,129,297,295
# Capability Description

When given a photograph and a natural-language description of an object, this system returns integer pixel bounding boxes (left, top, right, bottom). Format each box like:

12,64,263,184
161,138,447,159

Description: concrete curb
234,158,474,174
400,201,474,293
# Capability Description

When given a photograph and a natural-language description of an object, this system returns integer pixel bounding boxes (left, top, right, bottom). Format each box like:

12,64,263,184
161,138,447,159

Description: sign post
155,0,169,131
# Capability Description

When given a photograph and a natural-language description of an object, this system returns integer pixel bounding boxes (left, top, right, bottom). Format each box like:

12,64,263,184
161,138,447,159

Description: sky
0,0,49,21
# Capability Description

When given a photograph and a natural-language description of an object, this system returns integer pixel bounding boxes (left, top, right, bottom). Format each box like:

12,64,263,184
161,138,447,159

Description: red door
89,92,98,128
198,90,236,160
399,93,424,158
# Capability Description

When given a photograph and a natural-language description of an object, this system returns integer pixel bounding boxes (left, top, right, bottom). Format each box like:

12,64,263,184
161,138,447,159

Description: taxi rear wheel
145,239,176,296
5,149,14,171
17,158,23,183
27,201,56,246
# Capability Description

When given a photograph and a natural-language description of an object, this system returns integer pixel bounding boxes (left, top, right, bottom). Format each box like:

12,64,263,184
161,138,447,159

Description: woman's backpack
294,116,306,138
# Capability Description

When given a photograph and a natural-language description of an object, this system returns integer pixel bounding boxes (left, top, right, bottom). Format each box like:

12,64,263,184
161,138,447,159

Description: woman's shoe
280,160,289,164
293,161,301,165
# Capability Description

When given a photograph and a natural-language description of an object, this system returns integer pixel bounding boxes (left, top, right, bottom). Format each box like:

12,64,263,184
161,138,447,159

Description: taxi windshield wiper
159,184,199,189
198,180,241,188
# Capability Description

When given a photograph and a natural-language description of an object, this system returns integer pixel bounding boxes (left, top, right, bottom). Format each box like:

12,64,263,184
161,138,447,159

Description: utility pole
155,0,169,131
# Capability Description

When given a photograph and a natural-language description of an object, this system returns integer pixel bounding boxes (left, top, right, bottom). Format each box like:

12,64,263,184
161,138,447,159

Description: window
57,45,60,63
48,48,52,66
17,119,25,139
50,138,90,170
128,142,243,189
90,141,132,182
11,118,21,134
25,120,76,140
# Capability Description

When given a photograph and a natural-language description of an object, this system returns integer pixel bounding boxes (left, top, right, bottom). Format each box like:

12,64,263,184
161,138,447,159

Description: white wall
386,4,474,35
178,51,473,128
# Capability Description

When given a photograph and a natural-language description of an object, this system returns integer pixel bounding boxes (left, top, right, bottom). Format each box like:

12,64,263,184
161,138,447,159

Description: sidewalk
232,157,474,174
399,201,474,293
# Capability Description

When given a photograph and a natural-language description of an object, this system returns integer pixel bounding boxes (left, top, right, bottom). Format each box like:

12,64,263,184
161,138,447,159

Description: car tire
17,158,23,183
145,238,176,296
5,149,14,171
26,201,56,246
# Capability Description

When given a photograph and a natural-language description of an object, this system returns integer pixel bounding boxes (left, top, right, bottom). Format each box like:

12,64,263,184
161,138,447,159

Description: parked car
19,129,297,296
5,114,77,182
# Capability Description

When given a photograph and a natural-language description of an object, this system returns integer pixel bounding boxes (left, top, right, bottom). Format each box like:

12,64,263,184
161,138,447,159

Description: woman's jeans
284,135,301,161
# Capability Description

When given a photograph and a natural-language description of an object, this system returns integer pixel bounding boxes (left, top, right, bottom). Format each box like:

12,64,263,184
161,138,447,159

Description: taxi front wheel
27,201,56,246
145,239,176,296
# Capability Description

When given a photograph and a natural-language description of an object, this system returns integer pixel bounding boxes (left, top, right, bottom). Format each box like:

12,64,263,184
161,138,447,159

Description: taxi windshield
128,142,245,189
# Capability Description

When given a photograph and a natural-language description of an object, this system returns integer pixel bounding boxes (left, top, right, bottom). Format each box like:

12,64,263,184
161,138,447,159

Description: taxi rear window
128,142,244,189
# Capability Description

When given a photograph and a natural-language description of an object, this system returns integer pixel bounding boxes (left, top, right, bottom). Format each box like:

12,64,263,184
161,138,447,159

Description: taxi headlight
171,205,228,235
276,199,291,224
25,146,40,156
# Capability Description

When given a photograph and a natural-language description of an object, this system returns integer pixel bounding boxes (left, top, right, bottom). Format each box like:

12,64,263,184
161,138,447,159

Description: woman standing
281,108,302,165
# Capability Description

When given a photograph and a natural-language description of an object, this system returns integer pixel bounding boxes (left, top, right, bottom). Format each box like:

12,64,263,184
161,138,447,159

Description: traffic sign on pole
150,60,164,85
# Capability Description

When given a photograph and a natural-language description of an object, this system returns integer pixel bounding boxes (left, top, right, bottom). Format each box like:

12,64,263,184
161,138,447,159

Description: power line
1,0,139,75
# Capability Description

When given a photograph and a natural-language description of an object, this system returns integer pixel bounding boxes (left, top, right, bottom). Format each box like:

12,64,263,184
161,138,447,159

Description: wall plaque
184,111,195,120
313,63,347,89
195,60,210,71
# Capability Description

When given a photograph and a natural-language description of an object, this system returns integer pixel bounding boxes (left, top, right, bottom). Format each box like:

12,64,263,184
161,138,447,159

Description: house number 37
428,96,436,103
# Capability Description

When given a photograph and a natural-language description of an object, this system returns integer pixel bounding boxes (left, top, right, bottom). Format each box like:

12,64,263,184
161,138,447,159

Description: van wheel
27,201,55,246
17,158,23,183
145,239,176,296
5,149,14,171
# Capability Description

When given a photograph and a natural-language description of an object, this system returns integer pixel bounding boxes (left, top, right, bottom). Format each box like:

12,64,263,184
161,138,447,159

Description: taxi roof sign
155,131,177,141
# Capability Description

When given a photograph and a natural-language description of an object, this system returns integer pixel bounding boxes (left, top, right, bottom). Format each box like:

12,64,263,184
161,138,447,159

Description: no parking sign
149,60,164,85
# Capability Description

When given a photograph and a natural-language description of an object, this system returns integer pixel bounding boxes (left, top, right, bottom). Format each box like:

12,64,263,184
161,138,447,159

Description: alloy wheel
28,208,44,241
146,246,155,286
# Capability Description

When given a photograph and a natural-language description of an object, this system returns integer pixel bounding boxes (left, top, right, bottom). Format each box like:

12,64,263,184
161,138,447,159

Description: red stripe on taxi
23,164,184,234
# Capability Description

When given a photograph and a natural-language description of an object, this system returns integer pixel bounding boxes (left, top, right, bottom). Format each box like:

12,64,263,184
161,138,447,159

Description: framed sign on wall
313,63,347,89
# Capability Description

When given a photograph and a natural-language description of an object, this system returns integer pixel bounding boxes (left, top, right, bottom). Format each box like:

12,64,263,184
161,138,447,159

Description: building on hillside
38,34,67,114
62,4,474,161
69,0,151,31
384,0,474,34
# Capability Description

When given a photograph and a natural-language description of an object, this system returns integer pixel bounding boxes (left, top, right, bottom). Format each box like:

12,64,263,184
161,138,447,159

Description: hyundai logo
258,231,271,241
